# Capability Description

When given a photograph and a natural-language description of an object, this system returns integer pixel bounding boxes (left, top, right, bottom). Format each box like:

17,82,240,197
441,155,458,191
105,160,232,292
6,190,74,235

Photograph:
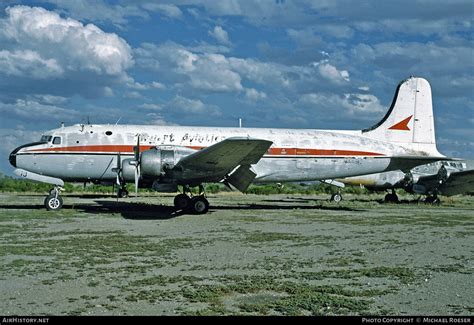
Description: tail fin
362,77,442,156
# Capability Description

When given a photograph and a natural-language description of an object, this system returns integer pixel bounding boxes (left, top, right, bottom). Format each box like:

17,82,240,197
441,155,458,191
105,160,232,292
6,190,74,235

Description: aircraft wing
388,156,449,173
173,137,272,189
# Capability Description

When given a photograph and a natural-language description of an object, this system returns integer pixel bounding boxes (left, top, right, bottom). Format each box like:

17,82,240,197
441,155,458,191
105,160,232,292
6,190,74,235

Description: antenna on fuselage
115,117,122,125
239,118,242,128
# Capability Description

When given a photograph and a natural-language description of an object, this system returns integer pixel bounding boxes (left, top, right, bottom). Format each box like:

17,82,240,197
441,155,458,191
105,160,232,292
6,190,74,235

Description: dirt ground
0,192,472,316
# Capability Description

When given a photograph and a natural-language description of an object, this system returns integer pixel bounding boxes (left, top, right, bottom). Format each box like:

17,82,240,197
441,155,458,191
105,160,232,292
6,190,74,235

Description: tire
190,196,209,215
384,193,399,203
118,189,129,198
331,193,342,203
44,194,63,211
174,194,191,210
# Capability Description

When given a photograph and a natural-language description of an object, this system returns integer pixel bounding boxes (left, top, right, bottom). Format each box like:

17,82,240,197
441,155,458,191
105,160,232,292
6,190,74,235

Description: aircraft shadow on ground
0,197,364,220
81,201,184,220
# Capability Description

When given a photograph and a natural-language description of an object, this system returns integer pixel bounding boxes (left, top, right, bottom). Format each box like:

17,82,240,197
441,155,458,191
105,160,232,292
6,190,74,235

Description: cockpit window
41,135,52,142
52,137,61,145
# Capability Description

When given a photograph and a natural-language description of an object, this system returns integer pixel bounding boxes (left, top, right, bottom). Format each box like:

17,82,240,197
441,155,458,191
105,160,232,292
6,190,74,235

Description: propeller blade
134,165,140,197
116,152,121,169
114,152,124,199
134,135,140,163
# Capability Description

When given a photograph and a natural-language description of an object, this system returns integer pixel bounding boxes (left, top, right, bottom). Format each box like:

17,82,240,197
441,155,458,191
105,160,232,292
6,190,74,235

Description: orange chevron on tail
388,115,413,131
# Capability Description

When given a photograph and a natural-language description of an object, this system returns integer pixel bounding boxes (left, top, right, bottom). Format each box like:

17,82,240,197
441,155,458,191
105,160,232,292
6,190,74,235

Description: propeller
132,135,141,197
115,152,122,196
112,152,126,199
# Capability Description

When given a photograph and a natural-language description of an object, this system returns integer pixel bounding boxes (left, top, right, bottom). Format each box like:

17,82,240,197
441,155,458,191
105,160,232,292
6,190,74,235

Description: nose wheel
44,186,63,211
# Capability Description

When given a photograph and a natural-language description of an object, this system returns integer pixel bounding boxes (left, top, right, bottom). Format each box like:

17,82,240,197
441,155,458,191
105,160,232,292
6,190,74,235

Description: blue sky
0,0,473,174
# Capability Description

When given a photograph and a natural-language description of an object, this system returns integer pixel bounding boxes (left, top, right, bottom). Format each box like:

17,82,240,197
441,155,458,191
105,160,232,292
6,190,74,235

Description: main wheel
174,194,191,210
190,196,209,214
118,189,129,198
384,193,399,203
44,194,63,211
331,193,342,203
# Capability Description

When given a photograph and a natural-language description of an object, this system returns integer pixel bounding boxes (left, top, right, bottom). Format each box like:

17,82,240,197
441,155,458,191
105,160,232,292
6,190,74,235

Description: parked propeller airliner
339,159,474,203
9,77,446,214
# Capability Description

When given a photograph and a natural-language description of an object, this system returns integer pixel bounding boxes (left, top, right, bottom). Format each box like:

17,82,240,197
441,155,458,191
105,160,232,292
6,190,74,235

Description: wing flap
224,165,257,192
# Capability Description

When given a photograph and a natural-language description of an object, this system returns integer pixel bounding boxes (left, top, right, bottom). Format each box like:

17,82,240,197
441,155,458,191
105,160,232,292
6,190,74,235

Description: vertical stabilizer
362,77,441,155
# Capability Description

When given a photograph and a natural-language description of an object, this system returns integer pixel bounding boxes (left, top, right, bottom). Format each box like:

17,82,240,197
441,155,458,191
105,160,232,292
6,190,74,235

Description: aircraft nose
9,148,18,168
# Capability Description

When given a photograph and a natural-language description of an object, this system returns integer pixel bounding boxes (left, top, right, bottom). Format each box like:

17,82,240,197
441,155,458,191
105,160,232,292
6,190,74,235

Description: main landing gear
384,189,399,203
173,185,209,214
423,194,440,205
44,186,64,211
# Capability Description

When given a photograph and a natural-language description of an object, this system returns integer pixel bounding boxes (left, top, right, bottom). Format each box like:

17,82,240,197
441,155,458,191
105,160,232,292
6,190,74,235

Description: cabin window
53,137,61,145
105,131,113,136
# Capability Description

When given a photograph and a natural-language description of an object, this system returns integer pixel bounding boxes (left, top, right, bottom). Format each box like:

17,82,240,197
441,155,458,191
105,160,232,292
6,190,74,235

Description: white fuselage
13,123,419,184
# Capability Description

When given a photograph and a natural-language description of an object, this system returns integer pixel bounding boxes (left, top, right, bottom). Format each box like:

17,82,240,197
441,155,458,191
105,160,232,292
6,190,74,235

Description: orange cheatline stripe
25,144,385,156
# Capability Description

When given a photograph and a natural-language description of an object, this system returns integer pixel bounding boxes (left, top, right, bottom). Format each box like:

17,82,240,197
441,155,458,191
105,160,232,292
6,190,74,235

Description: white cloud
0,49,63,79
245,88,267,101
168,95,221,115
142,3,183,19
208,26,231,45
0,5,133,99
312,60,350,84
0,99,79,121
299,92,384,117
127,80,166,90
139,103,162,111
43,0,148,26
1,6,133,75
150,81,166,89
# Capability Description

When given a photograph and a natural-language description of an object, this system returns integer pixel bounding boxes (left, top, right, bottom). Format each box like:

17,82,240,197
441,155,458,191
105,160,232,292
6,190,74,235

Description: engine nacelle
141,145,197,177
121,145,196,182
122,158,138,182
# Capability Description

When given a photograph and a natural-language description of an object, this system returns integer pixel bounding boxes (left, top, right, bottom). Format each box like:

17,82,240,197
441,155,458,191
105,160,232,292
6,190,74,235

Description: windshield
40,135,52,142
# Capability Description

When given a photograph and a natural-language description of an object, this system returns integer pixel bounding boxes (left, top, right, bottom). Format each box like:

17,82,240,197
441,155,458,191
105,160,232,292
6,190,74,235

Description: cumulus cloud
0,5,133,100
245,88,267,101
208,26,231,45
168,95,221,116
0,99,80,121
299,92,384,117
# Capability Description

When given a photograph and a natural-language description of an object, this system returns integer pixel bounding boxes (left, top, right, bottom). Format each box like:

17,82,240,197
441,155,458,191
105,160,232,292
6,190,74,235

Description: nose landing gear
44,186,64,211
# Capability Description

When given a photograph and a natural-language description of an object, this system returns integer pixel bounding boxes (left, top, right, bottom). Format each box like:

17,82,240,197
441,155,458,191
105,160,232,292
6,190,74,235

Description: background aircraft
9,77,446,214
339,160,474,203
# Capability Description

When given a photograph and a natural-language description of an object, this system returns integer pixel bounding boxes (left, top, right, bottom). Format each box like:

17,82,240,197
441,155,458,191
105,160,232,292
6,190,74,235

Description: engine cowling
122,145,197,181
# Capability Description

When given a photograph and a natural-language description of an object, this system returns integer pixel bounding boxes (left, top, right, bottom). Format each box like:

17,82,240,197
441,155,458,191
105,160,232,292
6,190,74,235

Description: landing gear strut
173,185,209,214
44,186,63,211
